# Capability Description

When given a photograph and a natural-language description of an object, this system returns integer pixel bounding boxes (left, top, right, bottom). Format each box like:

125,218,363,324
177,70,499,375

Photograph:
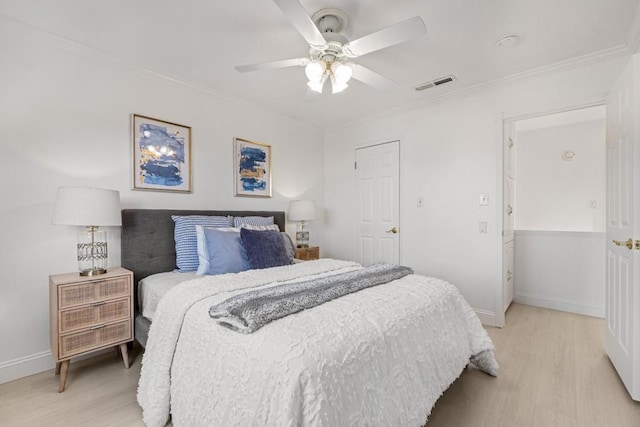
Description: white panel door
355,141,400,265
605,55,639,401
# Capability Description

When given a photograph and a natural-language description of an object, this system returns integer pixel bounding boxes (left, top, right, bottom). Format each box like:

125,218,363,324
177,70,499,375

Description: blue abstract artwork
133,115,191,192
235,138,271,197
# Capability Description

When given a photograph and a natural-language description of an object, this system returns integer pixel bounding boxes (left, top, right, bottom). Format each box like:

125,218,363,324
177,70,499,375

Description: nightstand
295,246,320,260
49,267,134,392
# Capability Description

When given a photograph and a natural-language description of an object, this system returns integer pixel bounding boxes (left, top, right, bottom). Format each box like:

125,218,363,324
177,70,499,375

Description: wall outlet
417,196,424,207
479,222,488,233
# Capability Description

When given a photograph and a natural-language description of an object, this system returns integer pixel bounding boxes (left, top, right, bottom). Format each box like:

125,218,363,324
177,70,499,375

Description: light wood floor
1,304,639,426
427,304,640,426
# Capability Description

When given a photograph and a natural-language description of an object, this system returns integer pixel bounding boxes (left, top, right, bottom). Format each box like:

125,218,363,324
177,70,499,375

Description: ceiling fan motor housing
308,9,351,65
310,41,346,64
312,8,348,33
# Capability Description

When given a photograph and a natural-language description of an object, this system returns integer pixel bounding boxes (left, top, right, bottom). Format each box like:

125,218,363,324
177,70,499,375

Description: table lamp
52,186,122,276
288,200,317,248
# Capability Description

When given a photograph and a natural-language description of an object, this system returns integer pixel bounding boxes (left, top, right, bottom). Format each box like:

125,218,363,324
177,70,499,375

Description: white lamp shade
53,186,122,226
332,62,352,84
288,200,318,222
307,74,327,94
330,74,349,94
305,61,325,81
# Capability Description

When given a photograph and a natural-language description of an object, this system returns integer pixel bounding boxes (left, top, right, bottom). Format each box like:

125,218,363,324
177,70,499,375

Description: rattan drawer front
59,298,130,334
59,276,130,308
59,319,131,359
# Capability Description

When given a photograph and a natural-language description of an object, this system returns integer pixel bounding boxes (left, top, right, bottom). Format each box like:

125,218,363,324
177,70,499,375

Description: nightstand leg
58,360,69,393
55,362,61,375
119,343,130,369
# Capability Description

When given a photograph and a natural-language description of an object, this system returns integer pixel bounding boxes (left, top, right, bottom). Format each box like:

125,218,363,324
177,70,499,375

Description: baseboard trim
474,309,498,327
0,351,53,384
514,293,604,318
0,347,118,384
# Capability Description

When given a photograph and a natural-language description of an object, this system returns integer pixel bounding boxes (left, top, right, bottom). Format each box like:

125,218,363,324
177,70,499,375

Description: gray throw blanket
209,263,413,333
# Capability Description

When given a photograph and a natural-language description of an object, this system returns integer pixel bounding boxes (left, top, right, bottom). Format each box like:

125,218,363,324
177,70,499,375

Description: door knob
612,238,633,250
386,226,399,234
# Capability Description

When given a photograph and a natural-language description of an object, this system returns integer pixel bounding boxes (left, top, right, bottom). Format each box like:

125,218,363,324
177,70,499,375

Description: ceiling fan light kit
332,62,352,83
235,0,427,94
307,74,328,93
305,60,353,94
305,61,325,81
330,73,349,94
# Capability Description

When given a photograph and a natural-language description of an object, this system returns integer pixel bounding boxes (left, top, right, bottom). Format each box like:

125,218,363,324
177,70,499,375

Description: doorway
354,141,400,266
503,105,607,318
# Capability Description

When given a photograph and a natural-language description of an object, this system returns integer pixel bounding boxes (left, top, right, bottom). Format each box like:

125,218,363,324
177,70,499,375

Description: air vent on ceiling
415,74,457,91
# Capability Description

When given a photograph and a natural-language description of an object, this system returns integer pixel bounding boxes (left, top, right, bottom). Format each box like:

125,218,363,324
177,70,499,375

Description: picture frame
234,137,272,198
132,114,192,192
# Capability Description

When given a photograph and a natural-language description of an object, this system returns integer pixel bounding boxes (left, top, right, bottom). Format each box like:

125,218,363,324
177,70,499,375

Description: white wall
323,55,628,326
515,119,605,231
514,231,605,317
511,111,606,317
0,23,324,383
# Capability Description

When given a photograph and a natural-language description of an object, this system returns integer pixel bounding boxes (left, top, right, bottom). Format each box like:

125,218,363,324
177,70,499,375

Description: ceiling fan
235,0,427,94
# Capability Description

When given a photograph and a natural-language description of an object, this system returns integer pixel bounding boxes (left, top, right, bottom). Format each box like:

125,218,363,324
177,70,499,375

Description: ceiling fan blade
344,16,427,58
349,64,396,90
273,0,327,46
235,57,310,73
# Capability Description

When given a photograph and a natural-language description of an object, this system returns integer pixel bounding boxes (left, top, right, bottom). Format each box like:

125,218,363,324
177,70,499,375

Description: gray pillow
281,232,296,263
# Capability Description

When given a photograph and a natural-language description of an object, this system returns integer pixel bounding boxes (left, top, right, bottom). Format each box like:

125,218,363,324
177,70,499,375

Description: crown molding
627,1,640,53
2,11,636,134
333,44,632,131
0,13,322,134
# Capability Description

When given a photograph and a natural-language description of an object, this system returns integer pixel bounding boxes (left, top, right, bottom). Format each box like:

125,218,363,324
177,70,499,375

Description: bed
122,209,497,427
121,209,286,347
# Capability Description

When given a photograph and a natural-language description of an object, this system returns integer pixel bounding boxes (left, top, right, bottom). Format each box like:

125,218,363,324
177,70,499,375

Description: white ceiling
2,0,639,129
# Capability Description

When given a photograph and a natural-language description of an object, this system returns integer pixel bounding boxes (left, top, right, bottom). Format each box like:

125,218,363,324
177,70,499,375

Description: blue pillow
172,215,233,272
240,228,292,269
196,226,250,275
233,216,275,228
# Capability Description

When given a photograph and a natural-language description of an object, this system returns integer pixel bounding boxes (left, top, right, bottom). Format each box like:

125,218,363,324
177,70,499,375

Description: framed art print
132,114,192,192
234,137,272,197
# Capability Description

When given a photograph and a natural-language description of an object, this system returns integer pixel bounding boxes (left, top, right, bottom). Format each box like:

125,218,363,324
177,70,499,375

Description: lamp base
77,226,109,275
80,268,107,276
295,221,310,248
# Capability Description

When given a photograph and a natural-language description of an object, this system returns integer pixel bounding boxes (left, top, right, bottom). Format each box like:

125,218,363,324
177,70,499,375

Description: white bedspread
137,259,497,427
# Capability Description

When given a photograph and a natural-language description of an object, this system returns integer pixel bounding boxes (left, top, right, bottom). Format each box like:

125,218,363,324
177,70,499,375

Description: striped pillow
172,215,233,272
240,224,280,231
233,216,275,228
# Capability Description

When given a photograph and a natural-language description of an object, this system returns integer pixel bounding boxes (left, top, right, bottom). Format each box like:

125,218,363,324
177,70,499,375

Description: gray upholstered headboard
121,209,286,288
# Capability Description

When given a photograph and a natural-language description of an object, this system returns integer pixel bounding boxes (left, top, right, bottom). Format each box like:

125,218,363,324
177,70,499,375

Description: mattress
138,271,196,321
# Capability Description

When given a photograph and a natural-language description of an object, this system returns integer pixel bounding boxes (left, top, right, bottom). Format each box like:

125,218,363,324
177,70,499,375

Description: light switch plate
479,193,489,206
417,196,424,207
